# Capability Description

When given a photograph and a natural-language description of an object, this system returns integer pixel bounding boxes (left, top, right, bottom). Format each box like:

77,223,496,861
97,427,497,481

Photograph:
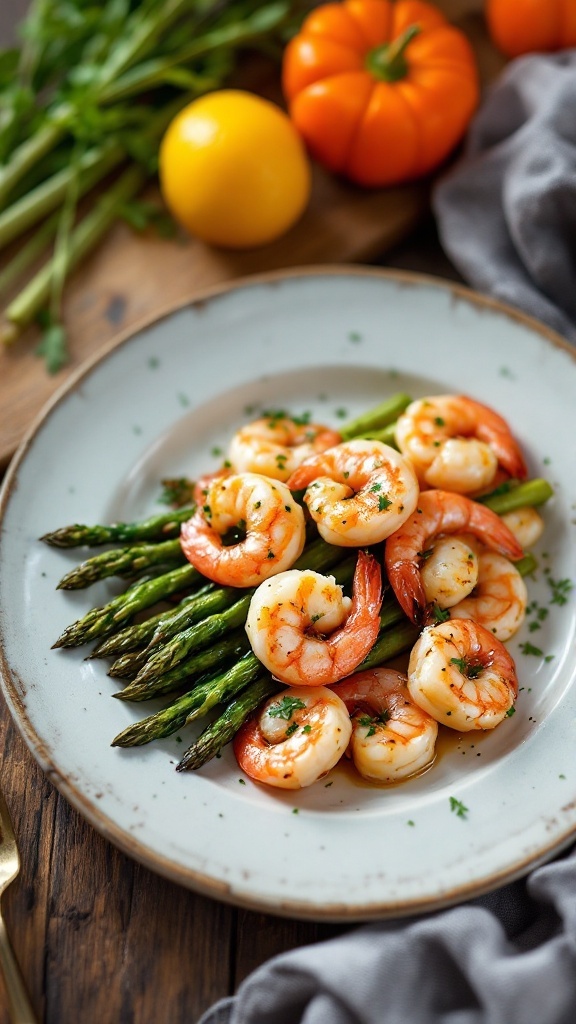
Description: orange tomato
159,90,311,249
486,0,576,58
282,0,480,187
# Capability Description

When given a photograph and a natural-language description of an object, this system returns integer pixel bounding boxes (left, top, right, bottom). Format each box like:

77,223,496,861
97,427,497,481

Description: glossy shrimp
180,472,306,587
500,506,545,549
331,668,438,783
245,550,382,686
384,489,523,626
286,438,419,546
407,618,518,731
419,535,479,610
395,395,527,494
449,550,527,642
233,685,352,789
228,413,341,482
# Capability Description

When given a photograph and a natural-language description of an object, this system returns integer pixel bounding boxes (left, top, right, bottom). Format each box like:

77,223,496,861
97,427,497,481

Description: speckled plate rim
1,264,575,923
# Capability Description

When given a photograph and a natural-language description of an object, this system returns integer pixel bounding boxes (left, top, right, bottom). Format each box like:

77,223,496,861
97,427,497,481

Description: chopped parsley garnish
547,575,573,606
449,796,468,819
358,710,390,737
519,641,544,657
268,696,306,721
378,495,393,512
432,605,451,624
450,657,482,679
285,722,299,738
505,706,516,718
158,477,196,507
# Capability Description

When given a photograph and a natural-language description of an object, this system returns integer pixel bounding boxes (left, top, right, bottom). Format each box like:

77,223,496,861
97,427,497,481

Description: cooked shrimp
180,472,306,587
384,489,524,626
395,395,527,494
245,550,382,686
228,413,341,482
420,535,479,609
407,618,518,731
449,551,527,642
500,506,545,549
286,438,419,547
330,668,438,783
233,685,352,789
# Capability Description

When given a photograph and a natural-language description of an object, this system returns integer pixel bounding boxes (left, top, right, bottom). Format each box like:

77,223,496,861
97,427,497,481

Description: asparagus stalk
114,630,251,701
0,212,59,296
112,650,264,747
56,538,185,590
340,393,411,441
106,584,242,677
41,506,194,548
358,621,420,671
91,587,214,659
2,164,146,345
480,478,554,516
53,562,201,649
0,140,125,250
175,675,281,772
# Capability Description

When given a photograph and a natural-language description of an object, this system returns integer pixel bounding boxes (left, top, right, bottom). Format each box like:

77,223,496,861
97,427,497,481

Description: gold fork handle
0,914,37,1023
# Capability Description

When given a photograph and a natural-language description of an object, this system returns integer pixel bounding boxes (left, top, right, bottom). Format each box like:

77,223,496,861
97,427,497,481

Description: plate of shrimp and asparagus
0,268,574,919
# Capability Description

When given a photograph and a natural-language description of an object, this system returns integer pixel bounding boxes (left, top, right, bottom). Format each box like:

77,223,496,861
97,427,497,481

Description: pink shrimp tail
463,396,528,480
328,550,383,680
386,558,427,626
286,453,329,491
385,490,524,627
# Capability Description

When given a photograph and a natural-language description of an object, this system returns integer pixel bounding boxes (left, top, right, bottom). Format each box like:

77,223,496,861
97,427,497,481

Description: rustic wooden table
0,4,502,1021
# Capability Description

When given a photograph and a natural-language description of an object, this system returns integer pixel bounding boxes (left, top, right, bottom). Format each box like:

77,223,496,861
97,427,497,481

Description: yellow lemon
159,89,311,248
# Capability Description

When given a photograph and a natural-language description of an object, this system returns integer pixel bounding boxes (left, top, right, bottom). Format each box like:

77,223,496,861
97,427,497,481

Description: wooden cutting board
0,0,504,469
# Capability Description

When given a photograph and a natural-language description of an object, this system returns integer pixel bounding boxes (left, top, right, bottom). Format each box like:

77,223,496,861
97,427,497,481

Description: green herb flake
547,576,573,606
450,657,482,678
268,696,307,721
449,796,469,819
378,494,393,512
432,605,451,624
505,706,516,718
159,477,196,507
285,722,299,738
519,641,544,657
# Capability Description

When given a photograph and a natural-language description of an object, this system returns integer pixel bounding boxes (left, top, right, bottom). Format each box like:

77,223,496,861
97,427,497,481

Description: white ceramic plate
1,267,575,921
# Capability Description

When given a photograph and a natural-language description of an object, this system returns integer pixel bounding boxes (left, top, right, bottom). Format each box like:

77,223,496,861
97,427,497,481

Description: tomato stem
365,24,421,83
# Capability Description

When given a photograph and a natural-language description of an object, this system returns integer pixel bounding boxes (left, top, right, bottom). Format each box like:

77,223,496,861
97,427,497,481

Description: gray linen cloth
433,50,576,344
200,845,576,1024
199,54,576,1024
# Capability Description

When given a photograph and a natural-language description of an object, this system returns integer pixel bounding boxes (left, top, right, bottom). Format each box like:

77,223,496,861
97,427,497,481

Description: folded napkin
199,843,576,1024
433,50,576,344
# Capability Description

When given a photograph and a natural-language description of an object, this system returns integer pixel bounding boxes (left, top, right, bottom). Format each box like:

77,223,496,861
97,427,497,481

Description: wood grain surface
0,2,503,1021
